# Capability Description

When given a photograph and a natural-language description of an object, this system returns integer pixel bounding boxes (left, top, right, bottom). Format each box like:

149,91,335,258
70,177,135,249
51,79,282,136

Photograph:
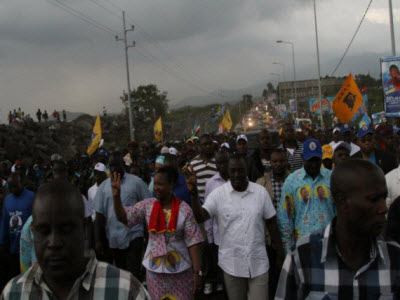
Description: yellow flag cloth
154,117,162,142
87,114,102,155
332,73,363,123
221,108,233,131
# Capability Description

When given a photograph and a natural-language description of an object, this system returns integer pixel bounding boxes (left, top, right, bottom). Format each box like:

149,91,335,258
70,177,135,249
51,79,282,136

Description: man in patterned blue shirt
277,139,335,253
276,159,400,299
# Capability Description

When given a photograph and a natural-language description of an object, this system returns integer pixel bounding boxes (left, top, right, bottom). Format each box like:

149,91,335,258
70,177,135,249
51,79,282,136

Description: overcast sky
0,0,398,122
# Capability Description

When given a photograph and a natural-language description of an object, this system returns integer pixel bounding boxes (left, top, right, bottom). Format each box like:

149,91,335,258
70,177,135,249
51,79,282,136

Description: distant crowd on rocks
8,108,68,124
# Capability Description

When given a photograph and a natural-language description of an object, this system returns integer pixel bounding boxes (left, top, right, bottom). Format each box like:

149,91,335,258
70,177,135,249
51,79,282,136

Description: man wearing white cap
87,163,108,221
236,134,248,157
169,147,178,156
332,141,351,168
329,127,341,149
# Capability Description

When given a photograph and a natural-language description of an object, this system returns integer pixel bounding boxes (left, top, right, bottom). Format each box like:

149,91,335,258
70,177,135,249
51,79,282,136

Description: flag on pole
154,117,162,142
332,73,364,123
221,108,233,131
359,113,371,128
192,121,200,137
218,124,224,134
87,114,102,155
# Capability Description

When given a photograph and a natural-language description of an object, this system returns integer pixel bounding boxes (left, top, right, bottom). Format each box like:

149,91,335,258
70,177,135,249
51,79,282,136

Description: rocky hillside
0,101,252,165
0,114,131,165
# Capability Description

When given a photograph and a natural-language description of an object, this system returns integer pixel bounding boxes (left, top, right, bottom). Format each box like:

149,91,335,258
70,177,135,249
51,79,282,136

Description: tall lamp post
276,40,298,118
270,73,282,104
273,62,286,81
389,0,396,56
313,0,324,129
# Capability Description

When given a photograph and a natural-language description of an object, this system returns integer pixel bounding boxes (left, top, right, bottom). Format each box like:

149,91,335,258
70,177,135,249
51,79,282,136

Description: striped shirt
278,141,304,172
1,252,150,300
276,219,400,300
190,155,217,200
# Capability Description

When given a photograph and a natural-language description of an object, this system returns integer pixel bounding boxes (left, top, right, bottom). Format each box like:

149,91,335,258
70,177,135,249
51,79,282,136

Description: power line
87,0,122,21
97,0,230,98
331,0,374,76
48,0,230,99
134,46,226,97
45,0,119,35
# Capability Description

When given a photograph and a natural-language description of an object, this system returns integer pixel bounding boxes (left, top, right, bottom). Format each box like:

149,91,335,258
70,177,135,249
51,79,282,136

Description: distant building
278,78,346,107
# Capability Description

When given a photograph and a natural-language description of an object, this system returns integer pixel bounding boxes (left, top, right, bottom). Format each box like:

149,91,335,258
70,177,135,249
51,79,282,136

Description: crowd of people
7,108,69,124
0,120,400,300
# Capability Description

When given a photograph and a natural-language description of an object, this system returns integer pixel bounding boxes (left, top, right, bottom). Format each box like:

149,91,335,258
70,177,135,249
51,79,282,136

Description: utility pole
313,0,324,129
116,11,135,141
389,0,396,56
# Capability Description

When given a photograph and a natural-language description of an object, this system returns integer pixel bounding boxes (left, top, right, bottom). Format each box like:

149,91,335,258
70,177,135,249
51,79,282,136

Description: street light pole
116,11,136,141
277,40,298,118
270,73,281,104
313,0,324,129
273,62,286,81
389,0,396,56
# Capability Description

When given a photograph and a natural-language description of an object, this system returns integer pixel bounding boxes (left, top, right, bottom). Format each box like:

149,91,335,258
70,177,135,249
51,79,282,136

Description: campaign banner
351,94,368,120
276,104,286,115
381,57,400,117
309,97,334,114
289,99,296,112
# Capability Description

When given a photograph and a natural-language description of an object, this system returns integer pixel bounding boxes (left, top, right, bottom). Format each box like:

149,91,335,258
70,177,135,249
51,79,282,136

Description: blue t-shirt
0,189,35,254
174,174,191,206
368,153,376,164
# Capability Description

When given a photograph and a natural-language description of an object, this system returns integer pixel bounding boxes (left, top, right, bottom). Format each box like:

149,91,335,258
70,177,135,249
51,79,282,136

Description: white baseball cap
236,134,248,142
332,127,340,134
169,147,178,156
160,146,170,154
333,141,351,153
94,162,107,172
221,142,230,149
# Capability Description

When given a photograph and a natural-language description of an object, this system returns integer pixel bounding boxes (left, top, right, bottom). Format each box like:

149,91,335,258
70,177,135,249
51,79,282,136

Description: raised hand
111,171,121,198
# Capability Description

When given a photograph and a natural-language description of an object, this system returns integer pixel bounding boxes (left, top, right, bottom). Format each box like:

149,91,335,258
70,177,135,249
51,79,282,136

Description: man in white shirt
87,162,108,221
329,127,341,150
189,154,283,300
340,124,360,156
385,164,400,209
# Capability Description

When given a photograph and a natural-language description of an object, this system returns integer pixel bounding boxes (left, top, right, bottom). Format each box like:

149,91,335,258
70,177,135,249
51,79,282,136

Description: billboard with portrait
381,56,400,117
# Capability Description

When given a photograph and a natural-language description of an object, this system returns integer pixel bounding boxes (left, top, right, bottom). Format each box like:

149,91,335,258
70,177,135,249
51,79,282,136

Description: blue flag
359,113,371,128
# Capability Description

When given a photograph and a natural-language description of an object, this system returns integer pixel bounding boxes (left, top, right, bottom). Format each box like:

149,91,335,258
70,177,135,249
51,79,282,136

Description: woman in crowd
112,166,203,300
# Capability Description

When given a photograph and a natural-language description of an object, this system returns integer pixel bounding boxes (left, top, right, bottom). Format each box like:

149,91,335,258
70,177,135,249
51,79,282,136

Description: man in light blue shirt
277,139,336,253
94,152,150,282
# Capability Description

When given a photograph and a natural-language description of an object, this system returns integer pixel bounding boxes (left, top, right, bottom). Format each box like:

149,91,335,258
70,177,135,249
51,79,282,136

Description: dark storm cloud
0,0,394,123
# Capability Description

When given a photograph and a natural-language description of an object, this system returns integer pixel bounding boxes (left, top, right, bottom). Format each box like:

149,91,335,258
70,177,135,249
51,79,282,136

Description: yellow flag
87,114,102,155
154,117,162,142
332,73,363,123
221,108,233,131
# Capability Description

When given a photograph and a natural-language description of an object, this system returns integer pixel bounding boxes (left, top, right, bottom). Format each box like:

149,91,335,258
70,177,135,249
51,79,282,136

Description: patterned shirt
271,177,284,210
1,252,150,300
278,142,304,172
190,155,217,201
125,198,203,274
276,220,400,300
277,167,336,253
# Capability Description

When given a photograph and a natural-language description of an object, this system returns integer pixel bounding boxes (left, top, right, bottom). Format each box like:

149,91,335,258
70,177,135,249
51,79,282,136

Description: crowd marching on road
0,119,400,300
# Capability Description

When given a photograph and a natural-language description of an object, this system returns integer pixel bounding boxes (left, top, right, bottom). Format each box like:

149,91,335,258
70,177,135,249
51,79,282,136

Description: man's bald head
331,159,385,201
33,181,84,220
331,159,388,238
